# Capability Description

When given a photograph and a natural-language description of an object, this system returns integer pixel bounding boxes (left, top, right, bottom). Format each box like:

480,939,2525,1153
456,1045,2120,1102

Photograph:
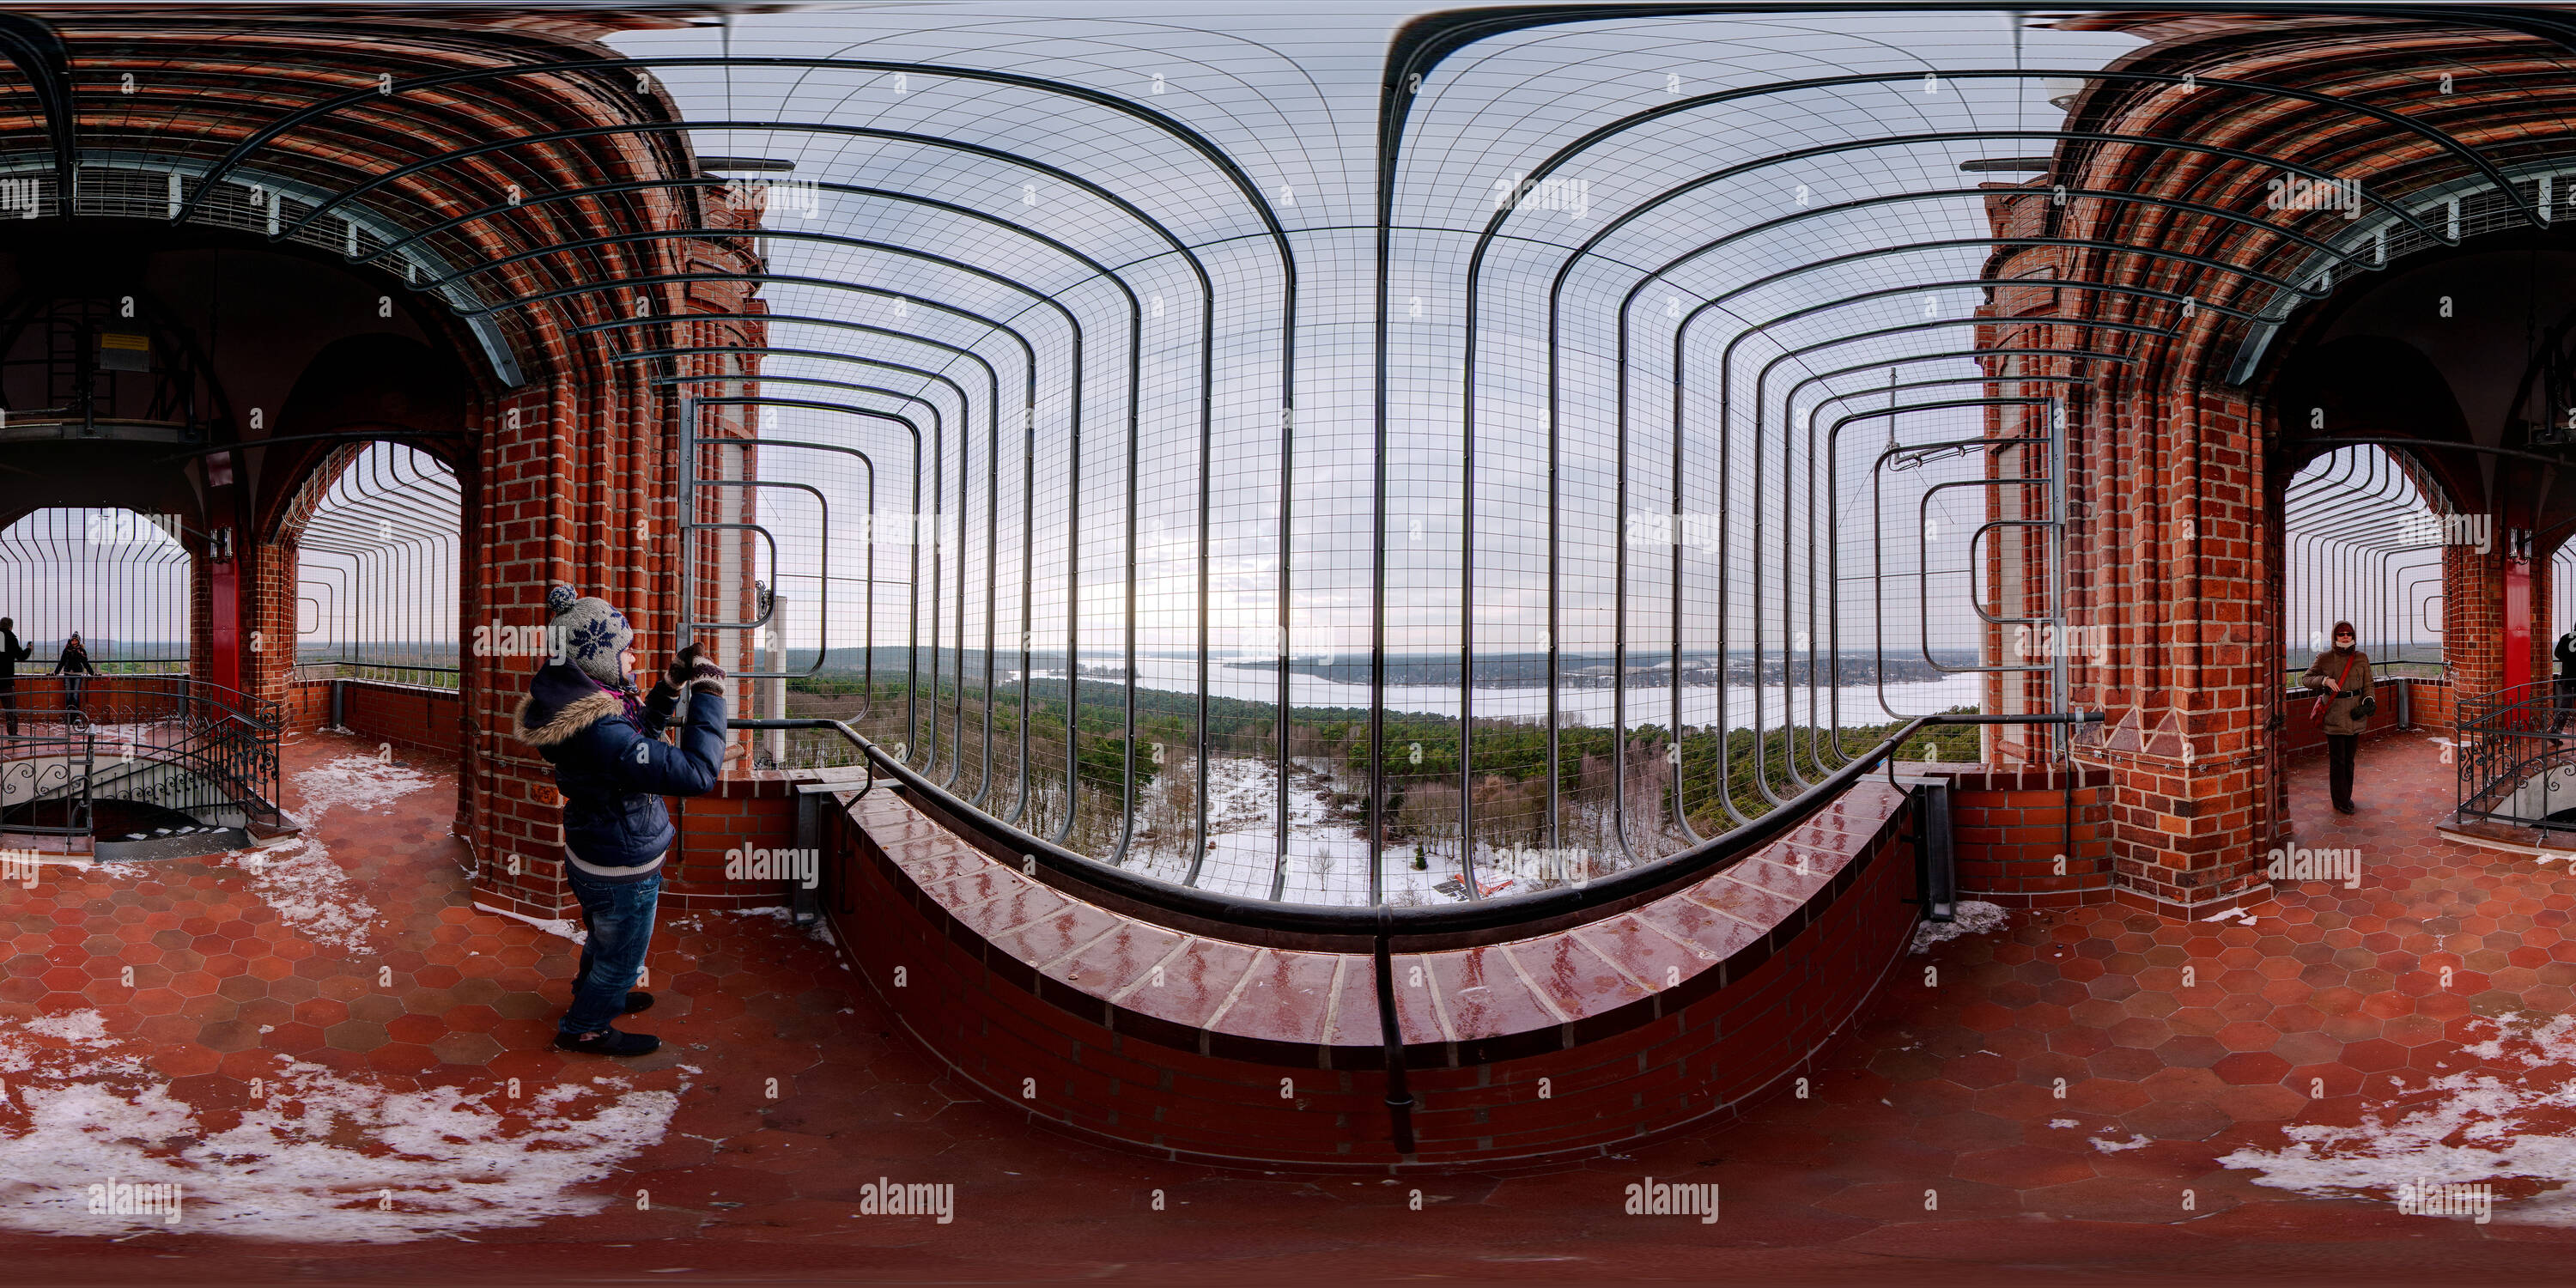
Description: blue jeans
559,866,662,1038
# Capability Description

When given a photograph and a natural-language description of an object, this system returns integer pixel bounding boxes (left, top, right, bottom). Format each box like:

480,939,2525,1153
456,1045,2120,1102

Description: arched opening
288,442,462,690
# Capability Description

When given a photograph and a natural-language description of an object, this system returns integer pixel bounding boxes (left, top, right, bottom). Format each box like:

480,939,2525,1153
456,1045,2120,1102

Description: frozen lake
1015,652,1985,726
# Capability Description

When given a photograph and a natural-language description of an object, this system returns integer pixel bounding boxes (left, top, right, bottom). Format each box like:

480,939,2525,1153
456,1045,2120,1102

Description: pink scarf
587,671,646,727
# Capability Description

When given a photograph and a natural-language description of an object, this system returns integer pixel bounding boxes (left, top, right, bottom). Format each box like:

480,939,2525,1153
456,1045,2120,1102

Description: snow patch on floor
0,1009,678,1242
232,836,377,953
212,756,429,953
2219,1011,2576,1224
290,755,433,821
472,901,586,945
1910,900,2007,954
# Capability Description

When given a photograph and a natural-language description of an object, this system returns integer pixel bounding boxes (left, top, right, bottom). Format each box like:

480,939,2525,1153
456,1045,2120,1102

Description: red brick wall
278,682,331,734
459,772,802,913
819,789,1923,1171
1930,768,2113,908
333,681,464,756
665,779,804,910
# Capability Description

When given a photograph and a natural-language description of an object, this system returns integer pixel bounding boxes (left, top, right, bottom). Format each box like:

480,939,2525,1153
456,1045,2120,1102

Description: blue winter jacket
513,661,726,877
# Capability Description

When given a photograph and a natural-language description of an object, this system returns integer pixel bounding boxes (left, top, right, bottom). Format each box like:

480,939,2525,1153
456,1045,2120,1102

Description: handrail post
1374,904,1417,1157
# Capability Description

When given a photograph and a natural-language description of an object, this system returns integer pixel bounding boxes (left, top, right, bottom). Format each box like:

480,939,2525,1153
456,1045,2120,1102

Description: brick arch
0,12,770,920
1975,17,2576,914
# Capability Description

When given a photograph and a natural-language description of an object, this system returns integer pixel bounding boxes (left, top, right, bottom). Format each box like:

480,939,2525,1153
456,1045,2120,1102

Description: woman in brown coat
2300,620,2372,815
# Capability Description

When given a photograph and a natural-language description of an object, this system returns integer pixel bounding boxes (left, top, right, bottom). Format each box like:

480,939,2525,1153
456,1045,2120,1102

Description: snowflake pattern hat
545,584,635,685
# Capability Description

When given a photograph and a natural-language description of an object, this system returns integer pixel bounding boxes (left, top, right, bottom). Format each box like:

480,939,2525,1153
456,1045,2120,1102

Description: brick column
2071,373,2273,918
468,384,599,920
2444,540,2508,703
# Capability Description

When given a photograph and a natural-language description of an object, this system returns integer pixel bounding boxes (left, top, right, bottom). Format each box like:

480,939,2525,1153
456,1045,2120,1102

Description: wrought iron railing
2456,680,2576,830
2,709,96,841
25,676,283,835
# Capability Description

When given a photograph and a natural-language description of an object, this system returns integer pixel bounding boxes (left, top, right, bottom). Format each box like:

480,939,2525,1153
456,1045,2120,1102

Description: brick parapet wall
469,770,811,917
817,780,1923,1170
1917,767,2115,908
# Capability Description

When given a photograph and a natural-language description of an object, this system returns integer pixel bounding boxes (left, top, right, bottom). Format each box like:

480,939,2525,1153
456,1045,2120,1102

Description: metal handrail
752,705,2100,1156
27,675,283,833
738,708,2103,937
3,708,95,840
2456,681,2576,827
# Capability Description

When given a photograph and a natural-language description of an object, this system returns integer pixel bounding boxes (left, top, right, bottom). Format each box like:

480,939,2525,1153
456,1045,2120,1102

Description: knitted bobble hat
546,584,635,685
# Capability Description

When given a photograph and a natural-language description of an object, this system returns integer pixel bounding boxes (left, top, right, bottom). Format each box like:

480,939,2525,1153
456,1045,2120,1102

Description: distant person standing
2557,624,2576,728
0,617,28,735
2300,621,2373,816
52,631,96,713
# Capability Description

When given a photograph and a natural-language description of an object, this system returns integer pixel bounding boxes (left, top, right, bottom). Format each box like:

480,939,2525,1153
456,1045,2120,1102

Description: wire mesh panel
290,442,460,689
599,9,2120,910
2282,445,2449,678
0,507,190,672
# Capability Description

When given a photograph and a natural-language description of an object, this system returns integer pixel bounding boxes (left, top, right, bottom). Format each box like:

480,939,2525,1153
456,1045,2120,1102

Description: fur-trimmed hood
515,662,631,746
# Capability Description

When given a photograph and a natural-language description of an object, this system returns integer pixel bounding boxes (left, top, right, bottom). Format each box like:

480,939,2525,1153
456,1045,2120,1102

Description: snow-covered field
1121,756,1450,906
1016,654,1982,726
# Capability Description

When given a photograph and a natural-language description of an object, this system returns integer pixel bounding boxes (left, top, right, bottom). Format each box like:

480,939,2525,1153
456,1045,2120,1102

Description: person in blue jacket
515,584,728,1056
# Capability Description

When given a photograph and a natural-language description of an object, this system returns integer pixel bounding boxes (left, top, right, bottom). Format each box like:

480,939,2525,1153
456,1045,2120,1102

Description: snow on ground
0,1010,679,1242
2219,1011,2576,1224
234,836,377,953
217,755,432,953
1910,900,2008,954
472,900,586,944
287,754,433,821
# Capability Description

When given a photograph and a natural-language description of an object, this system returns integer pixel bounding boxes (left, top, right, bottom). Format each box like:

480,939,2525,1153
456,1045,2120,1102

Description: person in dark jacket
2556,625,2576,730
0,617,30,735
52,632,96,713
2299,620,2372,816
514,584,729,1057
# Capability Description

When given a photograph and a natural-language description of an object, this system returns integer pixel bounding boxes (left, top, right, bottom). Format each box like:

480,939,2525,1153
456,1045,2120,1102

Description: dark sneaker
554,1027,660,1057
623,991,654,1014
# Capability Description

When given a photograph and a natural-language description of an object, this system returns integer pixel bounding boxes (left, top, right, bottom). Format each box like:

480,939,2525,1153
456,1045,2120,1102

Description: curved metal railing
7,676,282,836
2,709,95,841
2458,680,2576,829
